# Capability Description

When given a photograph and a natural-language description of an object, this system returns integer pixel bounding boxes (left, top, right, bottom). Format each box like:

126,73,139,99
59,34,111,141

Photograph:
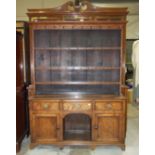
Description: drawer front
31,100,59,111
95,101,123,112
63,100,92,111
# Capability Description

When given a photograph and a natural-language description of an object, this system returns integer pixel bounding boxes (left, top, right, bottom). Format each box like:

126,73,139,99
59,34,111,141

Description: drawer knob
94,125,98,129
105,103,112,109
43,103,49,109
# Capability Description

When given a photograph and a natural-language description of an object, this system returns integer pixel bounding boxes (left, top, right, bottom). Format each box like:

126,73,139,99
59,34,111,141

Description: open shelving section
34,29,122,95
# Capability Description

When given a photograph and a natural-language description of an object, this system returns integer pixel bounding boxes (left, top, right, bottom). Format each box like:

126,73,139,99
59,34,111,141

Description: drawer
95,101,123,112
63,100,92,111
31,100,59,111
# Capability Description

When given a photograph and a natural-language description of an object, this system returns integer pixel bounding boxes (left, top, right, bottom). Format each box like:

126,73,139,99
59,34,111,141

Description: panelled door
94,113,124,142
32,114,60,142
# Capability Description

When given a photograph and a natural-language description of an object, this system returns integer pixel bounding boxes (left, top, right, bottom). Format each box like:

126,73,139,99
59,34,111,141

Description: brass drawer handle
105,102,112,109
43,103,49,109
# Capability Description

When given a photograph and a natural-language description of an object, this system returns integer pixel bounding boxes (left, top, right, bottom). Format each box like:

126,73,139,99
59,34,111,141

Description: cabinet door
94,113,124,142
32,114,60,142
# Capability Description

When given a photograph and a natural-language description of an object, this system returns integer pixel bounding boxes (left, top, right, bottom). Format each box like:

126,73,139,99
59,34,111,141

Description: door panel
95,114,122,142
33,114,60,141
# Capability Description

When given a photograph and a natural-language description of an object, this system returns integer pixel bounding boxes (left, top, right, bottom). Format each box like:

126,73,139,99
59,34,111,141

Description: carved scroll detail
63,102,91,111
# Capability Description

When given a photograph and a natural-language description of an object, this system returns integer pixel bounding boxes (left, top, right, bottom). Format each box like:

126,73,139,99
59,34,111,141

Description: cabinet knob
94,125,98,129
43,103,49,109
56,126,60,130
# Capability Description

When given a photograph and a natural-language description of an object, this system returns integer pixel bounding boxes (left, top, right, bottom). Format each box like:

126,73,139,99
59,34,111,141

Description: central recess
63,113,91,141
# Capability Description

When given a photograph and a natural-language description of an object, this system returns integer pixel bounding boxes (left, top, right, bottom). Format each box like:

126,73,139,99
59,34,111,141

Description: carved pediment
59,0,96,12
28,1,95,13
27,1,128,22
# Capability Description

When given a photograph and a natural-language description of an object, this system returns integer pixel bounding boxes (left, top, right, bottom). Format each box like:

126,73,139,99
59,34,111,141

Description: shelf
64,130,91,141
36,66,120,71
36,81,120,85
35,47,121,51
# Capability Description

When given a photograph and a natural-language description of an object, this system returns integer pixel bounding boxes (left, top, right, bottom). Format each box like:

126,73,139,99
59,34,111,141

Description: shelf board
36,66,120,71
34,47,121,51
36,81,120,85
